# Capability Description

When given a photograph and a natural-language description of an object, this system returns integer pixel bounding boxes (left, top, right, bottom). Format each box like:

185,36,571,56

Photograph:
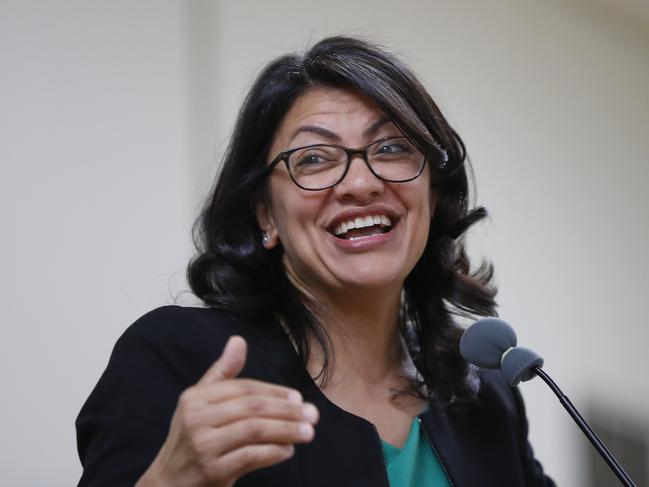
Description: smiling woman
76,37,555,487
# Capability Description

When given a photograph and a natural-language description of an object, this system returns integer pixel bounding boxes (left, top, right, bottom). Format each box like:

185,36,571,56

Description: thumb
199,335,248,384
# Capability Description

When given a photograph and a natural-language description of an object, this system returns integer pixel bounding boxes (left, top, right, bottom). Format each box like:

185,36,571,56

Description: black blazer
76,306,555,486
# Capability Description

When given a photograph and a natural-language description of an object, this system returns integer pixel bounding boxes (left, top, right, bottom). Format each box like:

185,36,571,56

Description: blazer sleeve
75,306,229,487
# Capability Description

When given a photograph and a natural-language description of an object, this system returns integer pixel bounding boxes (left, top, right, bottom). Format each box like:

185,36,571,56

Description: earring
263,233,270,243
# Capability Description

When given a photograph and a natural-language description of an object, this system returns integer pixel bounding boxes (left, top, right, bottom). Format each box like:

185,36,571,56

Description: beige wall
2,0,647,485
1,1,196,485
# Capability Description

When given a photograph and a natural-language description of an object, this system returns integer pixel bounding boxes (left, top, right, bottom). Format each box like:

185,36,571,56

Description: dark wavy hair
188,36,497,409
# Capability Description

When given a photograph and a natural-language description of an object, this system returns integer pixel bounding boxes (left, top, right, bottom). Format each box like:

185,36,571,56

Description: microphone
459,317,544,386
460,318,636,487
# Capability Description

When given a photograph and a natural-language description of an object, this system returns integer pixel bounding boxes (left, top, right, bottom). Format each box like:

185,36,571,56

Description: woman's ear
254,196,280,249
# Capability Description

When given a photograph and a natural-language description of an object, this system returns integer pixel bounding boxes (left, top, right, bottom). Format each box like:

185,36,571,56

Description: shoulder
443,368,524,438
78,306,294,432
119,305,278,357
122,305,241,343
109,306,238,380
112,305,294,386
82,306,242,414
475,368,521,417
473,369,556,486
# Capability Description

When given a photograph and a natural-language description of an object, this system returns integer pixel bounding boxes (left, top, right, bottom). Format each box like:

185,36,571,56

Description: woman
77,36,554,486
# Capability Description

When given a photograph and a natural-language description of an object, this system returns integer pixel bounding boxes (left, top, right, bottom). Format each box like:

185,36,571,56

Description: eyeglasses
264,136,447,191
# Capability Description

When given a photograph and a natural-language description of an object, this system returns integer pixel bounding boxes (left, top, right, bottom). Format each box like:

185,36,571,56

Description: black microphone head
460,318,517,369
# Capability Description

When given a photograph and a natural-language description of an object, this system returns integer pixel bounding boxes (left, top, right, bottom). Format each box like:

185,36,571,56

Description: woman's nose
333,154,384,202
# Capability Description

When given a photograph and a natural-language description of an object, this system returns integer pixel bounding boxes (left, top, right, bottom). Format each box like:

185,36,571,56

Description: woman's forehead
272,86,400,148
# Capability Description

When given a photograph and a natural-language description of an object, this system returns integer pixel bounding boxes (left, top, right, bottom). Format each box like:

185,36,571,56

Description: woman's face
256,86,436,300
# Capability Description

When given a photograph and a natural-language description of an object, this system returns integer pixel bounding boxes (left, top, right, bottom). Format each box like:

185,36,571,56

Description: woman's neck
304,286,428,432
306,286,405,387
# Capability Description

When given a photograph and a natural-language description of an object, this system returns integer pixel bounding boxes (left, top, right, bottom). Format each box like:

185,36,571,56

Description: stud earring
263,233,270,243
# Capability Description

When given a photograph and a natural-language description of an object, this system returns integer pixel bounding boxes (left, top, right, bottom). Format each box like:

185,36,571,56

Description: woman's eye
298,153,325,165
377,141,412,154
293,147,339,167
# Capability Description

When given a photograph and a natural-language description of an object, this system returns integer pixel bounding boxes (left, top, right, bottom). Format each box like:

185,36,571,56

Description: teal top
380,418,451,487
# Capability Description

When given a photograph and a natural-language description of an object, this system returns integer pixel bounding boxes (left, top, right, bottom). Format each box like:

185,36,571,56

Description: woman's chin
333,268,407,295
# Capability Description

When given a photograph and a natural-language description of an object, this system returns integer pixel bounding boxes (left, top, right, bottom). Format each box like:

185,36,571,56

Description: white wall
2,1,647,485
1,1,196,485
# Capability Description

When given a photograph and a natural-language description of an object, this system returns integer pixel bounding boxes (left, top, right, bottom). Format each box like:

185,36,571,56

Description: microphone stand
532,366,636,487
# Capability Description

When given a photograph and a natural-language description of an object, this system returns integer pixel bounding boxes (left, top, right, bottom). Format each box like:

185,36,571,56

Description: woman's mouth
332,215,393,240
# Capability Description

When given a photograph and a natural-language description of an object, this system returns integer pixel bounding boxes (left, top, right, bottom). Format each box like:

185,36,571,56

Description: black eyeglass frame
263,136,447,191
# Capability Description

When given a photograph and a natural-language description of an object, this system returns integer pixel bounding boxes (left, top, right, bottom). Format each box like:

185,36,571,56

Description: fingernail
299,423,314,440
287,390,302,403
302,403,318,423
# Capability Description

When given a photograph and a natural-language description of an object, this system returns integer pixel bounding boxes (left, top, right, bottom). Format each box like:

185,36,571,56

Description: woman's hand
136,336,319,487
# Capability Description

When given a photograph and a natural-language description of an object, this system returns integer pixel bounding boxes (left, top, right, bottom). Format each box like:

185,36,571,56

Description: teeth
333,214,393,236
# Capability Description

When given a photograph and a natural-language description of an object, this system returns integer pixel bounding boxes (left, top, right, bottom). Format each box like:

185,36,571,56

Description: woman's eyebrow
288,116,393,146
363,116,391,138
288,125,341,144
